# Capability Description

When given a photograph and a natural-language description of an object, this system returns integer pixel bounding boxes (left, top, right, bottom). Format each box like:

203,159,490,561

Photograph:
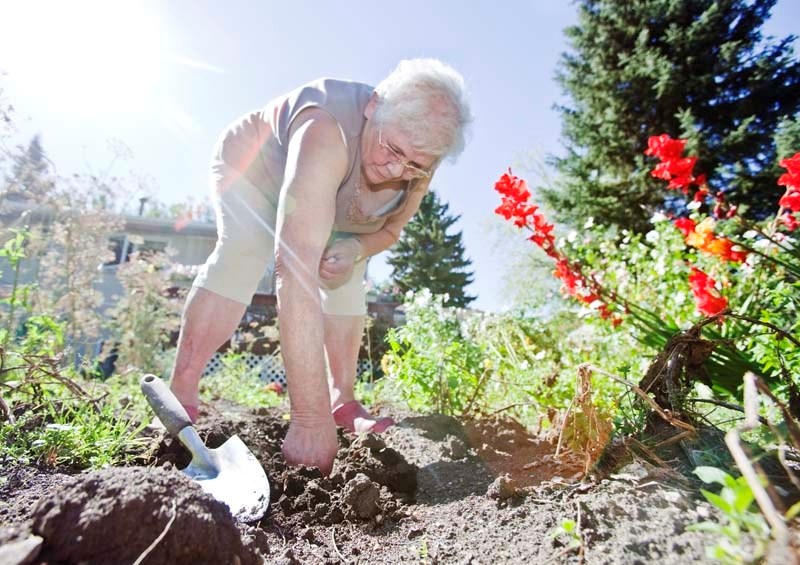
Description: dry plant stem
330,527,348,564
0,392,14,424
132,500,177,565
726,431,790,547
584,364,696,433
752,378,800,451
726,312,800,349
462,369,491,418
576,500,585,564
725,372,792,556
653,430,695,448
489,401,540,415
687,398,771,427
628,437,669,467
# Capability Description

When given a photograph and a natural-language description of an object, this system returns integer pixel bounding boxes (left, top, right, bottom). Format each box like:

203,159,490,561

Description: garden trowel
140,374,270,522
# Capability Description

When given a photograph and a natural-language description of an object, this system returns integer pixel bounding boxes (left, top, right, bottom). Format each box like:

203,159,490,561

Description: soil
0,401,792,564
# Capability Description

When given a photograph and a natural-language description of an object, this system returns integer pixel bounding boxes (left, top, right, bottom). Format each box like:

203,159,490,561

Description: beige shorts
192,161,367,316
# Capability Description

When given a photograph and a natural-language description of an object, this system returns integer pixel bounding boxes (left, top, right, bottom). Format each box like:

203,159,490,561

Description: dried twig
489,401,540,415
724,373,793,561
330,527,348,564
686,397,770,427
576,500,585,564
725,313,800,349
0,392,13,424
584,364,696,433
132,500,177,565
462,368,491,418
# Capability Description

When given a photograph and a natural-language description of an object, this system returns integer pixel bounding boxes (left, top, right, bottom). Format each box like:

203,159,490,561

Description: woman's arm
275,108,348,474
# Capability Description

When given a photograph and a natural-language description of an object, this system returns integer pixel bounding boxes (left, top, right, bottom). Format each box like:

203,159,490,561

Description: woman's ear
364,92,378,120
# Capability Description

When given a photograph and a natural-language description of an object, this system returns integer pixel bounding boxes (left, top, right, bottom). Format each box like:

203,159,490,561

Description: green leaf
785,500,800,521
732,484,754,513
694,466,732,487
701,490,733,515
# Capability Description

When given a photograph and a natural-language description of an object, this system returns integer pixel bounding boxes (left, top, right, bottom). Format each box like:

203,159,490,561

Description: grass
0,373,152,469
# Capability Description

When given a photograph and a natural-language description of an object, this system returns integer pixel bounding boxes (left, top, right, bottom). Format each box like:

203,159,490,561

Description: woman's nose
386,161,405,178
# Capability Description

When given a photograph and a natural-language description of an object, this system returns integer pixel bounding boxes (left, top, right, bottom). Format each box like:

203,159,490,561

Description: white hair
373,58,472,162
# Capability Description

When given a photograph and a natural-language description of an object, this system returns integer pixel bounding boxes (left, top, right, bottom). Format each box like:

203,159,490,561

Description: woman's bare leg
169,286,247,412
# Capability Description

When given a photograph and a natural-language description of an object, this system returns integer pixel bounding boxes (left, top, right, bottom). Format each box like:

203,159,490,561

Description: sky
1,0,798,313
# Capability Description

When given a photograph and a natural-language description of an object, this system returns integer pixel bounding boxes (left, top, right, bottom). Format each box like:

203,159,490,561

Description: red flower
688,268,728,316
780,212,799,231
645,135,701,194
780,189,800,212
645,134,687,161
779,173,800,190
779,153,800,176
494,169,622,327
494,169,530,201
694,186,709,202
674,217,696,238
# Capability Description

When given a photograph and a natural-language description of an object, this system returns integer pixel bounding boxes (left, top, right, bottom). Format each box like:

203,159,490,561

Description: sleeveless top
217,78,415,235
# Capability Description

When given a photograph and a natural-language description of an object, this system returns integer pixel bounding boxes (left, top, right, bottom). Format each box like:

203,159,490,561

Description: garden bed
0,398,771,564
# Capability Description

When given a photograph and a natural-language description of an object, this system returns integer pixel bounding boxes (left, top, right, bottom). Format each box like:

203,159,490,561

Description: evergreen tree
387,190,476,308
545,0,800,232
4,135,53,202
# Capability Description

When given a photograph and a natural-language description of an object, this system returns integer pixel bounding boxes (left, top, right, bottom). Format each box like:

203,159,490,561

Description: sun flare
0,1,162,115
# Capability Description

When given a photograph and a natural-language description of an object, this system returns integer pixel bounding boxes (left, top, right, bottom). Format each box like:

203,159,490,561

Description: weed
550,518,582,550
688,466,770,564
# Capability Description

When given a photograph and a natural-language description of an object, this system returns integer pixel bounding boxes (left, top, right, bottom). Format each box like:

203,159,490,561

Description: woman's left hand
318,238,363,289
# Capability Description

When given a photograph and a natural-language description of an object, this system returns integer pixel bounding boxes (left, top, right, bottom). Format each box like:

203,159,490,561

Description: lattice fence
202,352,373,385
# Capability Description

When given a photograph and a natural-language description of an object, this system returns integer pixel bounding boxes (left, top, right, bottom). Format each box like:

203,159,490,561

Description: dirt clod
443,435,469,459
486,474,520,500
342,473,382,519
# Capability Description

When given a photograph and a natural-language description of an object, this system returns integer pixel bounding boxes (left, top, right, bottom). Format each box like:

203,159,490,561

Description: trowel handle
140,374,194,437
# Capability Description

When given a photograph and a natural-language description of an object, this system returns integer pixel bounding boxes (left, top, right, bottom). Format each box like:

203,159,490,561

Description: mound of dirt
269,433,417,530
28,466,266,565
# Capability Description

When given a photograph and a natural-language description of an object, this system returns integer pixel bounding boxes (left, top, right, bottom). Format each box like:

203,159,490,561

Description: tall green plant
0,229,32,346
104,247,183,375
384,290,483,415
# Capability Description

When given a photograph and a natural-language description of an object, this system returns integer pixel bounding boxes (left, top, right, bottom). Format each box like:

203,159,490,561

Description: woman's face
361,124,437,185
361,94,437,186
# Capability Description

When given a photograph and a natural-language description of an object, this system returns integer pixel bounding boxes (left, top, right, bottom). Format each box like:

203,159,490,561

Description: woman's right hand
281,417,339,476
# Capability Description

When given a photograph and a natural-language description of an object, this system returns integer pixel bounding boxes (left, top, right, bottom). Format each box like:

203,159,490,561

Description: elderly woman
169,58,471,474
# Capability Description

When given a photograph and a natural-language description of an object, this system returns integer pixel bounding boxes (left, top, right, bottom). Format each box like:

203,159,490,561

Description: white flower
583,217,595,229
650,211,669,223
567,230,578,243
653,257,666,276
687,201,702,210
743,230,758,240
645,230,660,244
753,239,773,251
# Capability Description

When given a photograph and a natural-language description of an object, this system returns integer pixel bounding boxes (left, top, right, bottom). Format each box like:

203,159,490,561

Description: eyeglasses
378,129,432,179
